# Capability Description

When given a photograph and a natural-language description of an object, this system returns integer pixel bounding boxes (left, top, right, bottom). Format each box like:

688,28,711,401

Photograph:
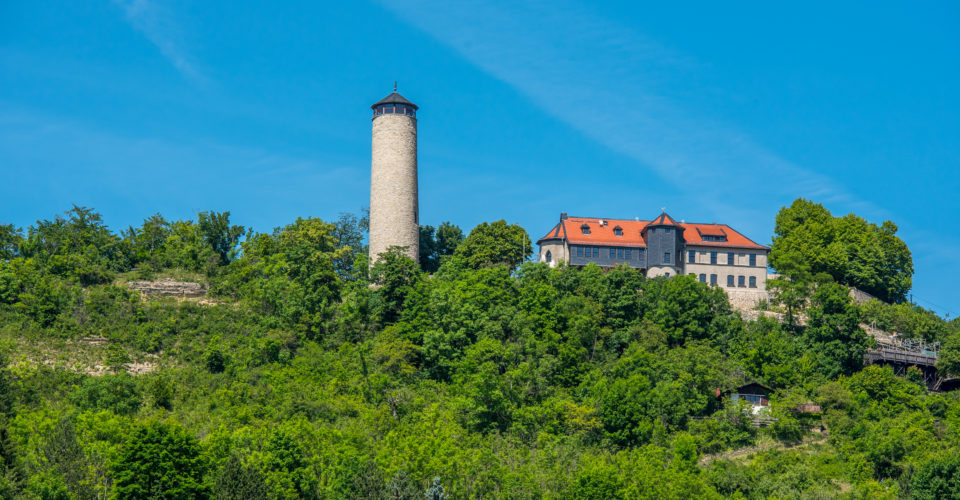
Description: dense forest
1,198,959,499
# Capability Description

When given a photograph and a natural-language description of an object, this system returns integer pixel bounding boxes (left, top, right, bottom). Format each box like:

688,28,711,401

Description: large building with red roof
537,211,771,297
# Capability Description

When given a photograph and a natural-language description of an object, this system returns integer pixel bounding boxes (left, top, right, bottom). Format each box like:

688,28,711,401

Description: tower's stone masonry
369,94,419,264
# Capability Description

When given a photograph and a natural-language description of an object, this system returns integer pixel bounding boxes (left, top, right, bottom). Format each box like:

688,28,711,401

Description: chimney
560,212,568,220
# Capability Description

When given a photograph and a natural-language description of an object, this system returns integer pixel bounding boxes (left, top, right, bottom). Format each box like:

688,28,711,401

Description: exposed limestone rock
126,278,207,297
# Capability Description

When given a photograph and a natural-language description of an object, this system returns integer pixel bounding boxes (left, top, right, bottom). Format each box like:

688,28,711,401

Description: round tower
369,85,419,265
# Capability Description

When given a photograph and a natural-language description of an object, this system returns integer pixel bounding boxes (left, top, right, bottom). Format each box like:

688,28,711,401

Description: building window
664,252,671,264
699,274,706,283
710,274,717,285
593,247,599,257
577,246,583,257
617,248,624,259
545,251,552,263
749,254,757,267
688,250,695,263
665,227,672,233
610,248,616,258
637,249,644,260
665,272,671,277
728,252,735,265
738,276,745,287
614,226,623,236
727,275,735,287
703,235,727,242
749,276,757,288
710,251,717,264
581,224,590,235
625,249,632,260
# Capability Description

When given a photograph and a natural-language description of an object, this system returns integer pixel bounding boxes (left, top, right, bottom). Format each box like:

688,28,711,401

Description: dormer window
702,235,727,242
581,224,591,235
613,226,623,236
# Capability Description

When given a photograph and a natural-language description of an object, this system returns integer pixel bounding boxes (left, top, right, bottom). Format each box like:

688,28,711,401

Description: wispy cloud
112,0,208,85
0,105,362,229
377,0,880,224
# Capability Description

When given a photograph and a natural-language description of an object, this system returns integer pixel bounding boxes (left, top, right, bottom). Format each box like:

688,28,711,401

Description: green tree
332,211,369,280
218,217,343,336
436,222,464,257
70,373,142,416
198,211,244,265
0,424,24,498
424,477,448,500
214,453,268,500
769,198,912,303
419,222,464,273
42,418,95,500
418,225,440,273
452,220,532,270
384,470,420,500
22,205,125,284
371,247,422,325
0,224,21,261
112,421,209,499
911,453,960,500
0,352,12,419
936,333,960,377
803,282,870,378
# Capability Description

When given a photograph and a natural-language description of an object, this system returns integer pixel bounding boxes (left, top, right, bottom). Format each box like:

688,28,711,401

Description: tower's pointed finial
394,80,397,92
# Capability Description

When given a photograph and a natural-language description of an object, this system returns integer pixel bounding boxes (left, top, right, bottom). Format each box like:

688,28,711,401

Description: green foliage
910,452,960,500
216,217,344,337
70,374,142,416
803,282,870,378
214,453,268,500
0,424,24,498
419,222,464,273
424,477,448,500
937,333,960,377
0,224,21,261
0,352,12,419
770,198,913,303
197,211,244,266
112,421,209,499
21,205,127,286
332,211,369,281
451,220,532,269
371,247,422,326
2,206,957,499
41,418,96,499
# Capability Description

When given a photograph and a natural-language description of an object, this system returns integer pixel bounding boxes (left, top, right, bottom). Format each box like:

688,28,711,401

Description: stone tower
369,85,419,265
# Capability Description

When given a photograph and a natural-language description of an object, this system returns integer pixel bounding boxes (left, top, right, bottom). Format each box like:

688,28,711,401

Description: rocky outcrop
126,278,207,297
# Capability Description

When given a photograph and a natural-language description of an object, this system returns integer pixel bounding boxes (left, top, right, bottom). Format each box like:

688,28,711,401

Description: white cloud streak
112,0,208,85
377,0,880,224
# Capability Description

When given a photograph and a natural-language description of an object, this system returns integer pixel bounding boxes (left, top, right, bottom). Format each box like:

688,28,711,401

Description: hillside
1,205,959,499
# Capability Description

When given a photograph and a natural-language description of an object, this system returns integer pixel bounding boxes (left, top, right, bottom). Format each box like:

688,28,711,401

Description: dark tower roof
649,212,681,226
371,84,418,110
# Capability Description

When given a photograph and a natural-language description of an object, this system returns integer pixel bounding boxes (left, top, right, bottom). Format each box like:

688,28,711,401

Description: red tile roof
537,214,768,250
696,226,726,237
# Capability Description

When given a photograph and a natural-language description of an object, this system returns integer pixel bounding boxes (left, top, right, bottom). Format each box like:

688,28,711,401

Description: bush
70,374,141,416
112,421,209,499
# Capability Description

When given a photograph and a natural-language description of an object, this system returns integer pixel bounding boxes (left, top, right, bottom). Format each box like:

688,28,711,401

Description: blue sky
1,1,958,316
